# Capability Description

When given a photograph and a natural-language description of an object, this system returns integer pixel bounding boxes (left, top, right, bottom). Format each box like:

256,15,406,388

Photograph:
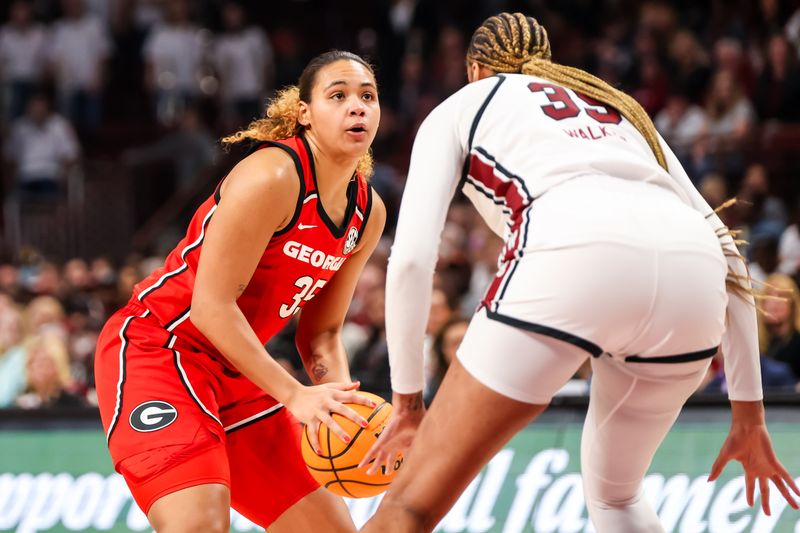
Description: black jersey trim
164,306,191,331
106,311,149,443
485,310,604,357
300,135,359,238
168,336,222,426
354,183,374,246
224,404,284,434
625,347,718,364
458,75,506,189
137,205,217,303
262,140,307,237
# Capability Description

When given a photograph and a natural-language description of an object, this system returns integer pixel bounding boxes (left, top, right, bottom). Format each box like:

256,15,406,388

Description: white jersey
386,73,760,401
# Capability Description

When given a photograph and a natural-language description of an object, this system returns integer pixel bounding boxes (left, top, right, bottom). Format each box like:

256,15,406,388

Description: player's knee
380,494,437,531
587,488,643,510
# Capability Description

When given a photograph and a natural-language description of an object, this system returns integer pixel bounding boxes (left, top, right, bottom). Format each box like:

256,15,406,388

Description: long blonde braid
467,12,667,170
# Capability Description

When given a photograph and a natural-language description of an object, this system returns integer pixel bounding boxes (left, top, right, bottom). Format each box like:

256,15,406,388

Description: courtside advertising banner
1,421,800,532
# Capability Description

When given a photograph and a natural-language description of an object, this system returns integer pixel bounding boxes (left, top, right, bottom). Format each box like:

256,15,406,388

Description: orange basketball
301,391,403,498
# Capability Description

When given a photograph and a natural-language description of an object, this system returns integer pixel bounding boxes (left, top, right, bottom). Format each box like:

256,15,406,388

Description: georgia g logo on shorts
343,226,359,255
129,400,178,432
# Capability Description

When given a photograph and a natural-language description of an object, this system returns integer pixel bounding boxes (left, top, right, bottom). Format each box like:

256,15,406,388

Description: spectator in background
15,333,83,408
738,163,787,239
748,234,779,284
0,0,47,124
213,1,273,130
779,196,800,276
702,68,756,176
668,29,712,104
23,295,66,336
349,286,392,400
122,105,217,191
754,32,800,123
422,286,458,392
631,30,669,115
654,85,707,176
3,91,80,202
713,38,755,96
47,0,112,137
429,25,467,99
0,294,25,406
424,317,468,405
760,273,800,382
0,263,21,301
142,0,207,126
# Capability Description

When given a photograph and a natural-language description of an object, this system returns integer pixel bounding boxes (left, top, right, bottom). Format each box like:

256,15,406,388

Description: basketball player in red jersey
94,50,386,532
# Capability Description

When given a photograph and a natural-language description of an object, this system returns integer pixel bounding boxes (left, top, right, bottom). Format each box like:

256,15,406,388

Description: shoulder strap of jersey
354,174,373,246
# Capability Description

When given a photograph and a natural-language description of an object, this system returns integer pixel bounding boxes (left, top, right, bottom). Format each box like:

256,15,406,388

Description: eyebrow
323,80,377,91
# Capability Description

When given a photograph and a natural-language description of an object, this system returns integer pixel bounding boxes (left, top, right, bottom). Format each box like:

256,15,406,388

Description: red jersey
131,135,374,363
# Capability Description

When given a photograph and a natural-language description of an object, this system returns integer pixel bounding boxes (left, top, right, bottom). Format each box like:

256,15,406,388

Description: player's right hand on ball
360,391,425,475
286,382,376,454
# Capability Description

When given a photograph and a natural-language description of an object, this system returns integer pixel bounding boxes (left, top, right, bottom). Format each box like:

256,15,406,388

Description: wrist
279,380,305,407
730,400,766,427
392,391,424,415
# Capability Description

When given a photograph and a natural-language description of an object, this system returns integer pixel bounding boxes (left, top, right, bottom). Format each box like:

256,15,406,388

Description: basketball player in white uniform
360,13,799,533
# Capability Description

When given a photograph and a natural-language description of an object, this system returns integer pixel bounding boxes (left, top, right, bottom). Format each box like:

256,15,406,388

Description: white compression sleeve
385,97,466,394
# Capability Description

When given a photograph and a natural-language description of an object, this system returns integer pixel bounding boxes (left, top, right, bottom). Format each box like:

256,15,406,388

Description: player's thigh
581,356,711,501
226,408,348,529
148,483,230,533
268,487,355,533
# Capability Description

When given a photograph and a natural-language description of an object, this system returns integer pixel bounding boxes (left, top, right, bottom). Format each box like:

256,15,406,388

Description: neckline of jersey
299,134,359,239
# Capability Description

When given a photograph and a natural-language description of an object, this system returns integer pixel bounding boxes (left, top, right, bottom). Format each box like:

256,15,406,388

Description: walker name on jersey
562,124,629,142
283,240,346,271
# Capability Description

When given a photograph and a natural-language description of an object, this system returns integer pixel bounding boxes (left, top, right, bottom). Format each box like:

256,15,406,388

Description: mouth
347,124,367,134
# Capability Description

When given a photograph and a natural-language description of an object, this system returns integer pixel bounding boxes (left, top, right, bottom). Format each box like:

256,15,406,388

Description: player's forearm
296,329,351,384
190,303,302,403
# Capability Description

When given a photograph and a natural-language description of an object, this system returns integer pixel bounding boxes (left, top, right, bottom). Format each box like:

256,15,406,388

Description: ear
297,100,310,127
467,62,495,83
466,61,481,83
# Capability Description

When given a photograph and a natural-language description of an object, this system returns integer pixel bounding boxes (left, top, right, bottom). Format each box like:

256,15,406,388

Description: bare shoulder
219,146,300,201
368,187,387,228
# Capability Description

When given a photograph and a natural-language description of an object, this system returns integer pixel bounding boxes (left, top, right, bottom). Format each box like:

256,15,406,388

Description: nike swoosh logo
298,224,317,230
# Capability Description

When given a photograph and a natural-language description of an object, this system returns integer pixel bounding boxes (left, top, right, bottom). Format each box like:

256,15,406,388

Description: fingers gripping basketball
301,391,403,498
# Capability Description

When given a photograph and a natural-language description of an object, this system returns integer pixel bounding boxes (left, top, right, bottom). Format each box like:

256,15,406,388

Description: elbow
387,253,434,279
189,294,218,334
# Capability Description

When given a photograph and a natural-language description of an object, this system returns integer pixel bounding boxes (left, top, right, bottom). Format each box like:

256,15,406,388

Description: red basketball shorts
94,300,319,524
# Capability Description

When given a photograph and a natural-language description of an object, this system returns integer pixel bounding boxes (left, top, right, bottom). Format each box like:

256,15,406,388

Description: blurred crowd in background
1,0,800,410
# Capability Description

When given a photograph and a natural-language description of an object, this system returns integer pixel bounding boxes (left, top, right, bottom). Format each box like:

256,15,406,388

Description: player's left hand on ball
708,423,800,515
359,391,425,475
287,381,376,453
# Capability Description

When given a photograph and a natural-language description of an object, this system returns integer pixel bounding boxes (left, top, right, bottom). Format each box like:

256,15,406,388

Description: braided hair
467,12,667,170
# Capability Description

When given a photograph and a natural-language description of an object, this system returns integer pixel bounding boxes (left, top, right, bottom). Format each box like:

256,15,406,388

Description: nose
348,95,366,116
